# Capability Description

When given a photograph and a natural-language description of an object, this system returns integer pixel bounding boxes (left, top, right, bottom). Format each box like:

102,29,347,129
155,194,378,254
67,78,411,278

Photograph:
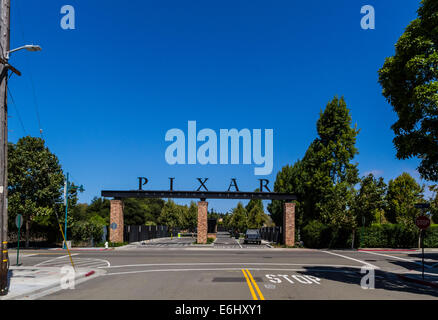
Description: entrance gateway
101,186,297,246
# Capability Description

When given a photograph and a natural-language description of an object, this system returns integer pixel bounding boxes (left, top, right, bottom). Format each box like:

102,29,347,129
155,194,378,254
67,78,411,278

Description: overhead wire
14,0,44,140
7,87,26,135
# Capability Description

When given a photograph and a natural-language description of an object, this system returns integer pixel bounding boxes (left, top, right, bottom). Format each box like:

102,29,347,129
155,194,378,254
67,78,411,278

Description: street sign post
414,203,431,209
15,214,23,266
415,215,431,280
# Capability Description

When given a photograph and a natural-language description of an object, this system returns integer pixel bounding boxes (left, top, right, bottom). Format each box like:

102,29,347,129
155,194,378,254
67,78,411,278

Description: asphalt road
9,232,438,300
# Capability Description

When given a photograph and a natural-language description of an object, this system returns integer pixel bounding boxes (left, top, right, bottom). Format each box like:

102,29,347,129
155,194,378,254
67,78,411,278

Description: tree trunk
25,217,30,248
351,229,355,249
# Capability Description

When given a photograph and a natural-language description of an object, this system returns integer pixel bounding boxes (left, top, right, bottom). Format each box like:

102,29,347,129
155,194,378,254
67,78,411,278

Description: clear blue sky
7,0,433,212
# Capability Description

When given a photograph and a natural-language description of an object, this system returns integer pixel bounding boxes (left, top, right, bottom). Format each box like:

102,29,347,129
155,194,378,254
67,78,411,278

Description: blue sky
7,0,434,212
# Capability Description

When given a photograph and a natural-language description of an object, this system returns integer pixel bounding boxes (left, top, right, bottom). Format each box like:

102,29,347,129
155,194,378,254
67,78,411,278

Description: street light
6,44,42,59
0,35,42,295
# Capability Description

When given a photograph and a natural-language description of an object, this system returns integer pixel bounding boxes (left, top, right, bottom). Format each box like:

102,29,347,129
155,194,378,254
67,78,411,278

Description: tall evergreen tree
269,96,359,231
300,96,360,226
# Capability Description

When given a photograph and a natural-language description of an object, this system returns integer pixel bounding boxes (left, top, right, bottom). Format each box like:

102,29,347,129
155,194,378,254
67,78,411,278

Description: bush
359,223,437,248
96,241,127,247
302,222,438,249
72,220,104,242
301,220,330,248
424,225,438,248
301,220,354,248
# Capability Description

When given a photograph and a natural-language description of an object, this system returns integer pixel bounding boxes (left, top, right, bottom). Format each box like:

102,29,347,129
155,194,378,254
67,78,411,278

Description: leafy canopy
378,0,438,182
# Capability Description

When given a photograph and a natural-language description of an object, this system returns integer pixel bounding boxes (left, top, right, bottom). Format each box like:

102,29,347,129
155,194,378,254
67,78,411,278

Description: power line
14,0,44,140
7,87,26,135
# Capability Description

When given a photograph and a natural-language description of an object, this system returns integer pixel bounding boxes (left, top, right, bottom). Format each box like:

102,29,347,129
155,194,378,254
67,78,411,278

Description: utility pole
64,172,69,249
0,0,10,296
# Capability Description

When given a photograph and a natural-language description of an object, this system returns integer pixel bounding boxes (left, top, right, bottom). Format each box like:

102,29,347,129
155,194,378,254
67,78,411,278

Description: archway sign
101,177,297,245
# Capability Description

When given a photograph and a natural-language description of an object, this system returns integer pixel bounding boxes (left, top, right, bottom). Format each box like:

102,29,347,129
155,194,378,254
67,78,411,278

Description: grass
96,241,128,247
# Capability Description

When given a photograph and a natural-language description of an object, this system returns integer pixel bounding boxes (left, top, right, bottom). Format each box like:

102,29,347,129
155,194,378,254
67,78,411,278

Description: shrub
72,220,104,242
301,220,330,248
424,225,438,248
360,224,422,248
302,222,438,249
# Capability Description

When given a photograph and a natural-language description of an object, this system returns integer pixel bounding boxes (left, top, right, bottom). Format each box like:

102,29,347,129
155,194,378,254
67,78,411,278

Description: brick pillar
197,201,208,244
283,202,295,247
110,199,124,243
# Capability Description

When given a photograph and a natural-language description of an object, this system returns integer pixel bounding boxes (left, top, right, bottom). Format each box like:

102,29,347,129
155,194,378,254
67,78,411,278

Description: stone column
283,202,295,247
110,199,124,243
197,201,208,244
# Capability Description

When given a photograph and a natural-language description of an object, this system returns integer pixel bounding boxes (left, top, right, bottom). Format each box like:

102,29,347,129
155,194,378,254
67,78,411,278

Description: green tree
378,0,438,182
269,96,359,235
353,174,387,226
268,161,304,227
85,197,110,223
158,199,183,230
246,195,269,229
386,172,424,225
298,96,359,226
229,202,247,232
122,198,165,225
8,137,69,247
181,201,198,231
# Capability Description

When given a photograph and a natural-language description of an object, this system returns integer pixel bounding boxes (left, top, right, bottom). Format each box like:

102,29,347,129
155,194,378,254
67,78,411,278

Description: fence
124,225,181,243
260,226,283,244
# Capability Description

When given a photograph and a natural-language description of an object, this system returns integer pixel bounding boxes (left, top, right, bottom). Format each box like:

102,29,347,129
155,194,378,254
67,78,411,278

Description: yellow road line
242,269,258,300
245,269,265,300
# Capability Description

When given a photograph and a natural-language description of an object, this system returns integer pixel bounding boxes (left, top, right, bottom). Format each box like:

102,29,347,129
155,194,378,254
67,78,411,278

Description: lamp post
63,173,84,249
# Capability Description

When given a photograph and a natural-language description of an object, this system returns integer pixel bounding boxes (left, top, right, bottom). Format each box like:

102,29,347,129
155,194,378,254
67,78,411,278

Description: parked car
244,229,261,245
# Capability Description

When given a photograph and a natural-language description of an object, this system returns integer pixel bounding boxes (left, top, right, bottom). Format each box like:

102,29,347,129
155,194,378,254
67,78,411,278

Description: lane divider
245,268,265,300
242,269,258,300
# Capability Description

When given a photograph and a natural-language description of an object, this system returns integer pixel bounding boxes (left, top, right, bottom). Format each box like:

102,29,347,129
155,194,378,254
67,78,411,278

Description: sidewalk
0,266,103,300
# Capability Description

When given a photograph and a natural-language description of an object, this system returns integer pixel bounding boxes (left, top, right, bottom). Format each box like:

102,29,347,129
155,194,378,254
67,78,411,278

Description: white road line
236,239,243,248
105,267,360,276
322,251,379,269
99,262,362,269
359,250,434,269
34,254,79,267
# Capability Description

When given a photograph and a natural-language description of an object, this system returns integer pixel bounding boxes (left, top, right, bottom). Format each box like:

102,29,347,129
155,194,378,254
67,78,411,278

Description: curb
358,249,418,252
1,268,99,300
51,248,113,251
397,274,438,289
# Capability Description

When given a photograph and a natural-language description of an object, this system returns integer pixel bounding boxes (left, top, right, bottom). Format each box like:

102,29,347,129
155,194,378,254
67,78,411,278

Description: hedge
301,220,353,249
302,222,438,249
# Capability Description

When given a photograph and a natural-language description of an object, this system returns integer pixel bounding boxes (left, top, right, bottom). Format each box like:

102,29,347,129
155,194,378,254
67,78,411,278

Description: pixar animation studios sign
164,121,273,175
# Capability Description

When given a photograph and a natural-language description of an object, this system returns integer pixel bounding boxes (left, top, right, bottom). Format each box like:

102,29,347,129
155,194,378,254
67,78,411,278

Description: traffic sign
415,216,431,230
15,214,23,228
415,203,430,209
110,222,117,230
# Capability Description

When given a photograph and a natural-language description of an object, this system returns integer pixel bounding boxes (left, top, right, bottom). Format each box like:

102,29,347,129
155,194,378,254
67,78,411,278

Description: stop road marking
265,274,321,285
